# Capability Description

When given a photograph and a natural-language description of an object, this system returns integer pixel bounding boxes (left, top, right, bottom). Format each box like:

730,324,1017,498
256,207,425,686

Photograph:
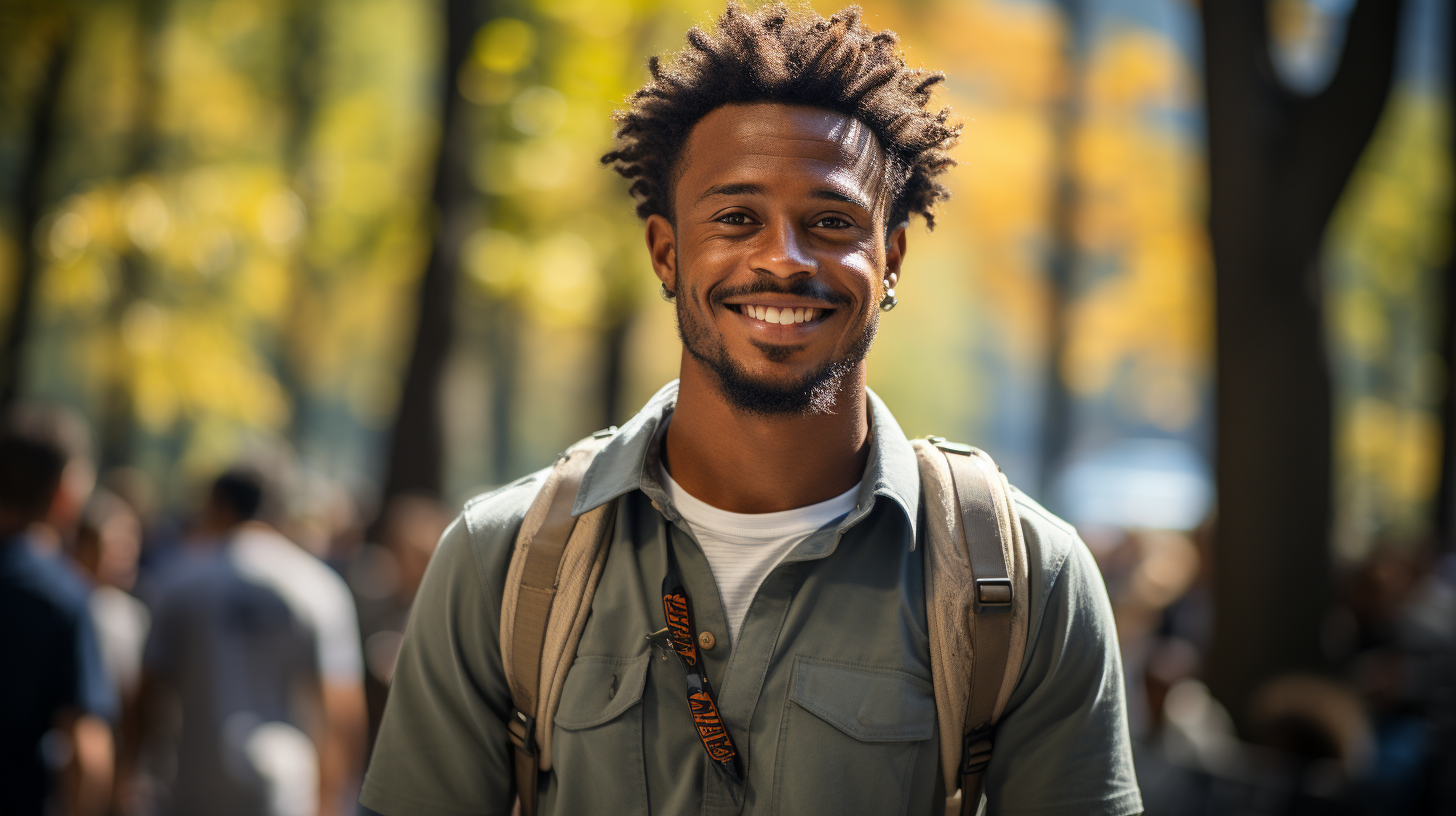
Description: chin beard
676,288,877,417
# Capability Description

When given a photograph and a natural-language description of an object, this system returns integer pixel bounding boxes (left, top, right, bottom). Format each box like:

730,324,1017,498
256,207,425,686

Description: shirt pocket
773,656,936,816
549,654,651,812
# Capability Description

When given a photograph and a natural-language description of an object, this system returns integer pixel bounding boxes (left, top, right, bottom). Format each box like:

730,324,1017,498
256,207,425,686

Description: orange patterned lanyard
646,544,744,783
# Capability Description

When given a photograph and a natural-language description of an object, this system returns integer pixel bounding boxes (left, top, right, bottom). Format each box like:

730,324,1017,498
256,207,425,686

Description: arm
981,498,1143,816
306,563,369,816
63,575,118,816
57,710,113,816
118,671,161,816
318,679,366,816
360,491,532,816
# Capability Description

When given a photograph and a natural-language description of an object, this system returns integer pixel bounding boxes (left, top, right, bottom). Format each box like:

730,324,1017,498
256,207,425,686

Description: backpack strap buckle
976,577,1012,606
508,708,537,757
959,722,994,777
926,436,976,456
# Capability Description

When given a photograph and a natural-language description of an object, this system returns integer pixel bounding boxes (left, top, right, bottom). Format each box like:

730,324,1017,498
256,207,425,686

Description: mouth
723,302,834,327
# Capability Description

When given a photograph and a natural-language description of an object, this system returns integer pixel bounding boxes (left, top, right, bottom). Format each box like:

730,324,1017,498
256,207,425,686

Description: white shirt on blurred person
141,518,364,816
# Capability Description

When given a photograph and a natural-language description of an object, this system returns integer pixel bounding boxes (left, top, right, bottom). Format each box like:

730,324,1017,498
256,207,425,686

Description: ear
645,214,677,292
884,222,907,292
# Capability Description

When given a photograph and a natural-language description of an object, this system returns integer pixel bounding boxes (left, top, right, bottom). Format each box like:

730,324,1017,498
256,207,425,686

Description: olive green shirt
361,381,1143,816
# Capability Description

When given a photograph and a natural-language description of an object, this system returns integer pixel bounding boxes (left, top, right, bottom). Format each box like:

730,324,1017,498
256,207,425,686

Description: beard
675,276,878,417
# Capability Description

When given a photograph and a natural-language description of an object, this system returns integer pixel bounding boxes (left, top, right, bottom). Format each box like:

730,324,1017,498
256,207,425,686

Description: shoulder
232,528,355,619
1003,483,1114,670
0,540,90,623
984,487,1140,814
459,468,551,544
435,467,553,615
1007,484,1081,596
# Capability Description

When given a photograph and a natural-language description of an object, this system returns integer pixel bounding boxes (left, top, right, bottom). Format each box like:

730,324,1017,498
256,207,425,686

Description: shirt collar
571,379,921,541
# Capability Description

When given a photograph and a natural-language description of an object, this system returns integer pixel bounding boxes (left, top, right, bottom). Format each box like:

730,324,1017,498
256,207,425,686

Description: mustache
709,278,853,308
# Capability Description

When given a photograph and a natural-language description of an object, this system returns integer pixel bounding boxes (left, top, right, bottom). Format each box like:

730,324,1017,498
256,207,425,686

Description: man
136,467,366,816
362,5,1141,815
0,406,115,816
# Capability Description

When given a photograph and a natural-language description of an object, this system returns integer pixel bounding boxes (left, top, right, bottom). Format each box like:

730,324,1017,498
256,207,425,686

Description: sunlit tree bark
1038,0,1090,499
1203,0,1404,727
1,12,71,407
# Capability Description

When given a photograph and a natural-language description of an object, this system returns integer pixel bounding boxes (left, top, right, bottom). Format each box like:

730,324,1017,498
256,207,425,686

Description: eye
814,215,852,229
716,211,755,226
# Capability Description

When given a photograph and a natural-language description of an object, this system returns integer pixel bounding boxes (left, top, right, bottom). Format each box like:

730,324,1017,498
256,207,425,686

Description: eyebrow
696,182,871,211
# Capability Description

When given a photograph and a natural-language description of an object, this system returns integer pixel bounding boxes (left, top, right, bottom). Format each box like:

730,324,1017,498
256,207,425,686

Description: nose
750,218,816,279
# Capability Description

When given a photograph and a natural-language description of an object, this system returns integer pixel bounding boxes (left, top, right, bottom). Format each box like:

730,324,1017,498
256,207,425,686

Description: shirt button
697,631,716,650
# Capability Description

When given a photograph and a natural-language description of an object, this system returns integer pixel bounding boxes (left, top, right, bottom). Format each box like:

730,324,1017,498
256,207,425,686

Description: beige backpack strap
500,429,619,816
913,438,1030,816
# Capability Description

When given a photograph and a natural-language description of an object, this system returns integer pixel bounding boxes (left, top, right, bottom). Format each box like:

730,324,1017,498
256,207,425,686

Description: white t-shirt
660,465,859,642
144,524,363,816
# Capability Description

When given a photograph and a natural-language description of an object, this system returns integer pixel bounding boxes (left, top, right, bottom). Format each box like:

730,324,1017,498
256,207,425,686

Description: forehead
675,103,886,210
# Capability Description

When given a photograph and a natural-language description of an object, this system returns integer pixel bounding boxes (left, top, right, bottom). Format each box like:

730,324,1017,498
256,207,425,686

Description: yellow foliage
474,18,538,75
924,0,1067,104
1328,90,1451,552
5,0,1232,498
1082,28,1191,109
1340,397,1442,511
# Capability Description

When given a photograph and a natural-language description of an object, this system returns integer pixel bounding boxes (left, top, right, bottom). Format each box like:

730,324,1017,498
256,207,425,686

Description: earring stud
879,287,897,312
660,283,676,301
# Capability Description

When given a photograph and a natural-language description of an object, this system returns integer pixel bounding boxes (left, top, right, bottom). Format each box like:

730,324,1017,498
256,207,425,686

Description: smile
726,303,831,326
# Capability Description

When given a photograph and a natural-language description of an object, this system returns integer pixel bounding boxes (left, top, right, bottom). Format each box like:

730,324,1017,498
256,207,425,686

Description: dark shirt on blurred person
0,404,114,816
0,532,116,814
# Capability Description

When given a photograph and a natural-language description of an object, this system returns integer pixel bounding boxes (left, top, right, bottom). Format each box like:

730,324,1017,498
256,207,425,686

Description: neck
664,353,871,513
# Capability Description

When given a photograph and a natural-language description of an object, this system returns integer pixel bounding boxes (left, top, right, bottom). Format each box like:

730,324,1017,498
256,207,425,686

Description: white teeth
741,305,821,324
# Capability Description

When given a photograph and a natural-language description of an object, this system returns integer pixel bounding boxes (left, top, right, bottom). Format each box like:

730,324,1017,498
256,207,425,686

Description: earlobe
645,214,677,292
885,224,907,290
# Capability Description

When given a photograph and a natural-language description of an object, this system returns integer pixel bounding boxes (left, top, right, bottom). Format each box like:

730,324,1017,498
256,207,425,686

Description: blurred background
1,0,1453,813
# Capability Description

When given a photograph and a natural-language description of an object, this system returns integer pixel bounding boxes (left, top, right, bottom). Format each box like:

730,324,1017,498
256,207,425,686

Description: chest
543,493,940,816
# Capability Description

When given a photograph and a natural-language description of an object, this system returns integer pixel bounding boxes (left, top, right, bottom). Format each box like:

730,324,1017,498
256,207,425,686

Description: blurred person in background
1088,526,1201,738
132,466,366,816
74,490,150,814
1245,674,1373,812
13,404,96,555
0,405,115,815
1338,542,1456,814
283,475,366,570
345,494,449,752
102,465,188,609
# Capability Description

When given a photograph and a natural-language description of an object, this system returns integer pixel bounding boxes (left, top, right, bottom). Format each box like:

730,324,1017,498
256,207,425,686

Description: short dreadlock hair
602,3,959,230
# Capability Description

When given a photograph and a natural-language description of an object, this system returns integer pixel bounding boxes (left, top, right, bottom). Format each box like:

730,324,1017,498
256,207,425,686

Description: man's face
646,103,906,415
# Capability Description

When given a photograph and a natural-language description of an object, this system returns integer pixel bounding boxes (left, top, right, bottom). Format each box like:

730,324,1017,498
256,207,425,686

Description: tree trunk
1038,0,1089,501
380,0,481,501
1435,4,1456,556
1,20,71,407
1202,0,1404,728
600,317,631,430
